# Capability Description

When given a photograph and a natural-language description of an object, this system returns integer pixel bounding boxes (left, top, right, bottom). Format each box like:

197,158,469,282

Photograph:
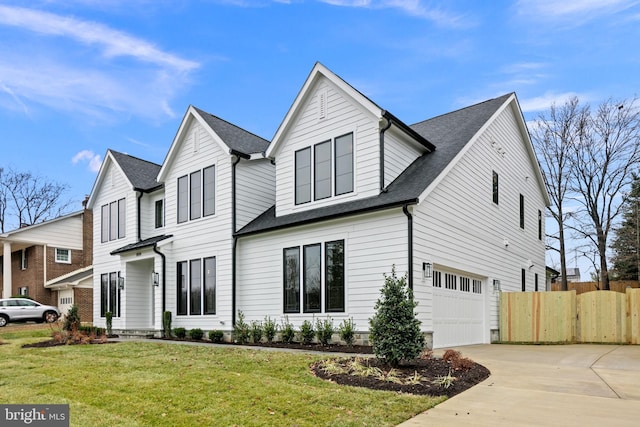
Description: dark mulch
21,339,115,348
231,341,374,354
311,356,490,397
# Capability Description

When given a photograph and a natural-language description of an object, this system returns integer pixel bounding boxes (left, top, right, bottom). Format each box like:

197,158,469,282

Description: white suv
0,298,61,327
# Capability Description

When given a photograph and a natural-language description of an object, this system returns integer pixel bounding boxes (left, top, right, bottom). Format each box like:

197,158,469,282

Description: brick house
0,201,94,322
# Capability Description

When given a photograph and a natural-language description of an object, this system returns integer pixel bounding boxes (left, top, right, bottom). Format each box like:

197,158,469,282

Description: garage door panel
433,283,485,348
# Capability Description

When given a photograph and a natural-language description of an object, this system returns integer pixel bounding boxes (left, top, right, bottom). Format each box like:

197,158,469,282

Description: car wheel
44,311,59,323
0,315,7,327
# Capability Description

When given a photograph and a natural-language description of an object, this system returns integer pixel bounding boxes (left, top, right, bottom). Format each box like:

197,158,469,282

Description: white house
89,63,549,348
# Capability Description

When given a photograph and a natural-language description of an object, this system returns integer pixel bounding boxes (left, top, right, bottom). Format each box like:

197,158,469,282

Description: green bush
173,327,186,339
263,316,278,343
162,311,172,338
189,328,204,340
250,320,263,343
105,311,113,336
299,319,315,345
280,316,295,344
315,317,334,345
78,326,106,336
63,304,80,332
339,318,356,346
233,311,250,344
369,266,425,367
209,330,224,343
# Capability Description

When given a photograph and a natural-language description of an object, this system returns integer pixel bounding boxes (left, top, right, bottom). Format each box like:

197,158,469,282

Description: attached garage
432,269,486,348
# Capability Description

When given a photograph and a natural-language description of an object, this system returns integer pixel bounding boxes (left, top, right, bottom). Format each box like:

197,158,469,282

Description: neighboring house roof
192,107,270,156
565,268,581,277
110,235,173,255
236,94,513,237
45,266,93,289
0,209,84,238
109,150,163,192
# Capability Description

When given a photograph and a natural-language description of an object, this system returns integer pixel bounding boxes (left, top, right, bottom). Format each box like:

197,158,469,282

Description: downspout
231,153,242,329
379,115,393,192
402,204,413,291
137,191,143,242
152,243,167,314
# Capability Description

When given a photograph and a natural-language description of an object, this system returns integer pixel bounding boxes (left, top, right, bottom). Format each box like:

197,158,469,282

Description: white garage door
432,271,485,348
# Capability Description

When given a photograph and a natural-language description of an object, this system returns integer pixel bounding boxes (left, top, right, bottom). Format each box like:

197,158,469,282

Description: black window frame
190,170,202,221
155,199,164,228
100,271,121,317
101,198,126,242
519,194,525,229
204,257,216,315
295,148,312,205
325,240,345,312
190,259,202,315
177,261,187,315
492,171,499,204
177,175,188,224
303,244,322,313
538,209,542,240
203,165,216,217
283,247,301,313
334,132,354,196
521,268,526,291
314,140,332,201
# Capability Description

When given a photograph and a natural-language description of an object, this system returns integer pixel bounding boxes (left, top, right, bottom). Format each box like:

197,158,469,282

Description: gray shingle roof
111,234,172,255
109,150,162,192
47,268,93,286
193,107,270,156
236,94,512,236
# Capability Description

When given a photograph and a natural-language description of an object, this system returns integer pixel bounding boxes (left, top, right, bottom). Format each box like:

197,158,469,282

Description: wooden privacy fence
500,288,640,344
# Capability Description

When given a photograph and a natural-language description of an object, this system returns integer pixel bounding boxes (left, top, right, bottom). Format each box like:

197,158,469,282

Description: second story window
295,132,354,205
55,248,71,264
178,165,215,224
492,171,499,204
101,198,126,242
519,194,525,229
155,200,164,228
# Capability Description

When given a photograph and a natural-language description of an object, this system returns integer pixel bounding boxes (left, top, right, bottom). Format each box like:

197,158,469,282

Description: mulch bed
21,339,115,348
311,356,490,397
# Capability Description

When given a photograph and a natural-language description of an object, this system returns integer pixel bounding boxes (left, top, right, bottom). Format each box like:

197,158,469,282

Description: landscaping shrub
105,311,113,336
299,319,315,344
63,304,80,332
250,320,263,343
233,311,250,344
209,330,224,343
442,349,475,370
189,328,204,340
173,327,186,339
338,318,356,346
163,311,172,338
280,316,295,344
79,326,106,336
369,266,425,367
315,317,334,345
263,316,278,343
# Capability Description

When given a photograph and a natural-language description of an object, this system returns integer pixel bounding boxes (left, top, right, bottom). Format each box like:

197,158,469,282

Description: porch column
3,242,12,298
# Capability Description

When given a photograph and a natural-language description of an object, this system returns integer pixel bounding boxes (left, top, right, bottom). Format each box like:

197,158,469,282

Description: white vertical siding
236,158,275,230
412,103,547,337
273,76,381,217
140,189,165,240
236,209,409,333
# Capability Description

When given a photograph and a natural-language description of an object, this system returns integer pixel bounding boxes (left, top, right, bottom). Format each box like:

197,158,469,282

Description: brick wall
75,287,94,323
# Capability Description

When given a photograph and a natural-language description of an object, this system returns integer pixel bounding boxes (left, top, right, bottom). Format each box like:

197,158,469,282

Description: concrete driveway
399,344,640,426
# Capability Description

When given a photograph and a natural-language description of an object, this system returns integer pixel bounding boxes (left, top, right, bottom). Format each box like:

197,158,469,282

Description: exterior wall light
423,262,433,279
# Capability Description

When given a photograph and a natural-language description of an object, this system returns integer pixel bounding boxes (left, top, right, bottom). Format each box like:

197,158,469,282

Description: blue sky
1,0,639,276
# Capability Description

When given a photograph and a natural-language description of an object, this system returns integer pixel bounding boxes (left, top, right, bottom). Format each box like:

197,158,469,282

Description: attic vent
193,129,200,153
318,89,327,120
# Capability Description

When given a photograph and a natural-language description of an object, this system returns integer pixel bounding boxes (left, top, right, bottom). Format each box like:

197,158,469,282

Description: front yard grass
0,327,444,426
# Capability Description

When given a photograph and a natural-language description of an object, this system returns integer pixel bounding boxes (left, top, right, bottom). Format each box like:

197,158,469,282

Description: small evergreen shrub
338,317,356,346
263,316,278,343
209,330,224,343
189,328,204,340
173,327,186,339
233,311,250,344
63,305,80,332
250,320,263,343
369,266,425,367
78,326,106,336
299,319,315,345
315,317,334,345
162,311,172,338
280,317,295,344
105,311,113,336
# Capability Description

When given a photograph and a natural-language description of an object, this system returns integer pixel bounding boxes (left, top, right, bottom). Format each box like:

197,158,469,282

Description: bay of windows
283,240,345,313
178,165,215,223
295,132,353,205
101,198,126,242
177,256,216,316
100,272,121,317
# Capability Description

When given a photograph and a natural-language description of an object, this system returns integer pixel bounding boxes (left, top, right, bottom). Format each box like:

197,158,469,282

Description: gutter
136,191,143,242
402,204,414,291
379,116,393,192
230,152,244,329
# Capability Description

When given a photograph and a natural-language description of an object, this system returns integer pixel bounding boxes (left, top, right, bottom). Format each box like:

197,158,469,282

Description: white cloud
518,91,586,113
72,150,103,173
515,0,637,22
0,5,200,121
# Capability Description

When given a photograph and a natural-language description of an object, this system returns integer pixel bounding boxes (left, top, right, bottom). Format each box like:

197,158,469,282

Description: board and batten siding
412,102,547,335
140,189,165,240
236,209,410,332
273,76,381,217
161,119,234,330
92,160,138,329
236,158,275,230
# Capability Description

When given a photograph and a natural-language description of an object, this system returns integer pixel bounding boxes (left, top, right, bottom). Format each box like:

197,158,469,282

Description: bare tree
569,97,640,290
531,97,588,291
0,167,73,232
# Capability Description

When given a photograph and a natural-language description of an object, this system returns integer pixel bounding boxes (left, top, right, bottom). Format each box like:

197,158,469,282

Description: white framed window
19,286,28,296
20,249,28,270
55,248,71,264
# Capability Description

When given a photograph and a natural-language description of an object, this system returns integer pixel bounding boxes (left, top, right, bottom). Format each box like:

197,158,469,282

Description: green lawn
0,327,444,426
